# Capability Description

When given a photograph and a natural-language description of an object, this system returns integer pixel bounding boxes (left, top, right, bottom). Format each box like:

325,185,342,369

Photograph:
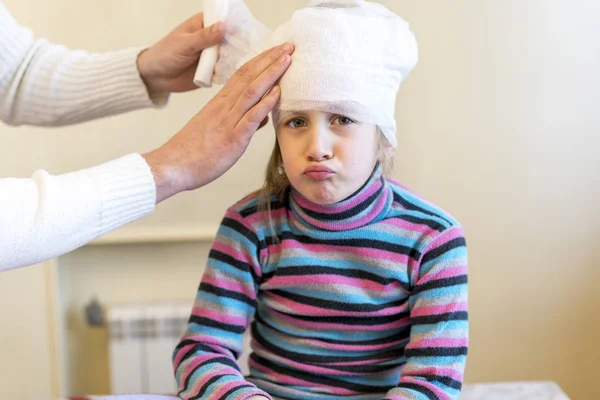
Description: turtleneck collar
289,164,393,231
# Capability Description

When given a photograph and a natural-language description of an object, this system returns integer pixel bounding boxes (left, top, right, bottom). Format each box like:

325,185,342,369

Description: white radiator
107,302,191,394
107,301,252,395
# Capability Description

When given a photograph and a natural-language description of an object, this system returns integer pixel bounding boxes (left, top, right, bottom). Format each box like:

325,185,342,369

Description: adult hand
137,13,224,95
143,43,295,203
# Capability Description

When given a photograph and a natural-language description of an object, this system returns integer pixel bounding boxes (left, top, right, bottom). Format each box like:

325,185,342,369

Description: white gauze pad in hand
194,0,229,87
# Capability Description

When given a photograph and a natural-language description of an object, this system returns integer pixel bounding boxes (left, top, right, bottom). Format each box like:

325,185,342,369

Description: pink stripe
211,242,252,264
231,194,259,210
192,307,247,327
320,357,396,367
381,217,435,235
266,274,404,292
428,226,464,247
307,337,408,352
411,302,468,317
417,265,468,285
173,343,196,369
203,274,256,301
408,337,468,348
245,206,287,225
404,366,464,382
293,179,382,214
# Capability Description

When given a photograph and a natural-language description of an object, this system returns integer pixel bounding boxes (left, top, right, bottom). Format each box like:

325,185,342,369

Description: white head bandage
195,0,418,148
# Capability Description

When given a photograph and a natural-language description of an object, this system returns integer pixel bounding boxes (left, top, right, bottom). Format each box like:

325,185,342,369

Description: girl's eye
285,118,307,128
333,115,355,126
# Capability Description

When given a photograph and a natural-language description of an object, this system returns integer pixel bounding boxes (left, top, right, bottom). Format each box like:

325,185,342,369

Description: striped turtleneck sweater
174,166,468,400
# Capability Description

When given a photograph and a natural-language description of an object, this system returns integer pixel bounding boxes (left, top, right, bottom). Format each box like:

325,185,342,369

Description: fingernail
211,22,222,34
281,42,293,52
269,86,280,96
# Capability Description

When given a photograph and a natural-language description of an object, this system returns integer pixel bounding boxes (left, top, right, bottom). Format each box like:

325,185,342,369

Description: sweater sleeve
0,1,167,127
0,153,156,272
173,208,270,400
384,225,468,400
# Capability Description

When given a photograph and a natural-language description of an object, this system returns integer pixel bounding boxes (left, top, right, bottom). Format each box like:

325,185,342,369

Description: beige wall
0,0,598,399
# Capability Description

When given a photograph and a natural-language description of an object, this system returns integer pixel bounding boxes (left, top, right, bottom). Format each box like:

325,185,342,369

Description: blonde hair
253,127,394,235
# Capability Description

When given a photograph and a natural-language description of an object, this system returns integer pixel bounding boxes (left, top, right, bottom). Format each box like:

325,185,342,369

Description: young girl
174,2,468,399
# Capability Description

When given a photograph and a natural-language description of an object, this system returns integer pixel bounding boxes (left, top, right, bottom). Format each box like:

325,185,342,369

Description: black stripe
398,214,446,232
405,346,468,358
270,289,406,312
238,198,286,218
299,183,383,221
189,315,245,335
200,282,256,308
251,353,390,393
412,275,468,295
191,381,254,400
262,231,422,260
252,323,406,364
396,382,439,400
253,313,412,346
411,311,468,326
209,249,259,286
175,340,222,355
181,355,241,398
253,313,403,345
288,310,410,326
274,265,398,286
220,217,260,250
393,192,452,226
421,374,463,390
421,237,466,265
175,340,220,364
190,375,220,400
316,360,406,374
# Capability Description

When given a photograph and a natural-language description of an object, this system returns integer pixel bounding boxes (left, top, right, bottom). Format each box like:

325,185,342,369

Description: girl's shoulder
385,177,462,231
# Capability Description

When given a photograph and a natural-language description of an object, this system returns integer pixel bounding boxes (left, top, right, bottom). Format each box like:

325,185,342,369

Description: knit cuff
85,153,157,235
85,46,170,111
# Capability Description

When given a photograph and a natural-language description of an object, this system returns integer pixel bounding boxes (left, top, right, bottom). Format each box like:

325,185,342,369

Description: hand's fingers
219,46,281,97
234,86,280,139
220,43,293,99
188,23,224,54
176,12,205,33
229,53,291,121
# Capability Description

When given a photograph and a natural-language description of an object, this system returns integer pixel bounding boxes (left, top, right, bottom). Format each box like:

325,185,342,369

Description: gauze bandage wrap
199,0,418,148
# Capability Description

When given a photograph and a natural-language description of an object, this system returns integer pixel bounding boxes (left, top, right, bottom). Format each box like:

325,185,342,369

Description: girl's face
276,110,380,204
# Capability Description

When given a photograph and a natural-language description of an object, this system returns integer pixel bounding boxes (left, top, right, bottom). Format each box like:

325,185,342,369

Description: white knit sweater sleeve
0,3,162,271
0,154,157,272
0,1,167,126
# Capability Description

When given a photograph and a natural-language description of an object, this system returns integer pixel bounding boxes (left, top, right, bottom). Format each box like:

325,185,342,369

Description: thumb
191,23,224,53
